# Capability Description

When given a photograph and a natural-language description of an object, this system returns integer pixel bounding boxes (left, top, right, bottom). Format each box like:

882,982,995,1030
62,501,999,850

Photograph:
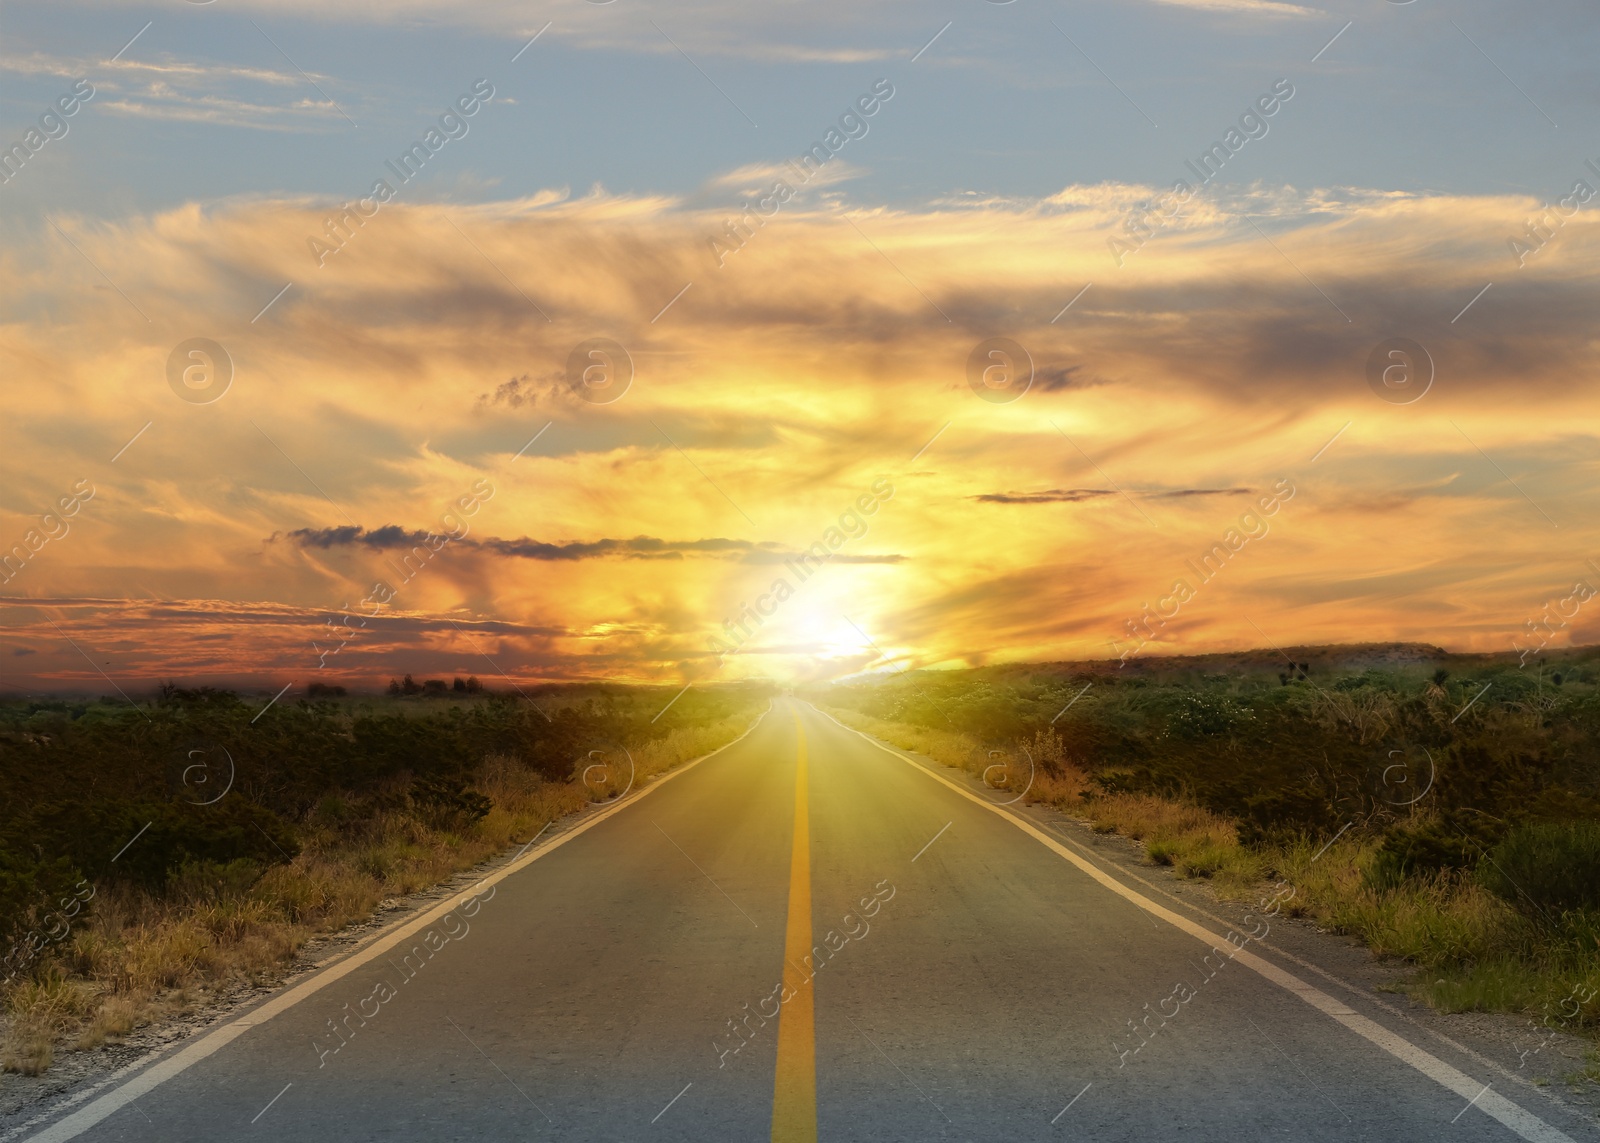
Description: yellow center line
771,710,817,1143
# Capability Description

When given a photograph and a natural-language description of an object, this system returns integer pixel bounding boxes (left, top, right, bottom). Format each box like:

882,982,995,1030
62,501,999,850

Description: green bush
1238,785,1339,849
410,776,491,832
0,852,86,984
1479,821,1600,917
1367,811,1504,890
3,800,298,893
106,801,299,890
165,858,264,903
806,650,1600,847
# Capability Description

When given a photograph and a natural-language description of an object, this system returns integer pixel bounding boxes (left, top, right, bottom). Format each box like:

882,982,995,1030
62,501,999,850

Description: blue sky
2,0,1593,228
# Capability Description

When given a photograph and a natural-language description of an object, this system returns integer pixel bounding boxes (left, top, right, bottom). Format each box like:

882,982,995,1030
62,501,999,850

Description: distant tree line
385,675,485,696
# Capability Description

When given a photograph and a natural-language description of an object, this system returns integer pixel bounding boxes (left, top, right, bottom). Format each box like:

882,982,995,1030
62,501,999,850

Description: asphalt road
16,699,1595,1142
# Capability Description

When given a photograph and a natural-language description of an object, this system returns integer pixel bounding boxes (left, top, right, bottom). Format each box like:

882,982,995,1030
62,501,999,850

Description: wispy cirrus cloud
0,52,298,84
1145,0,1323,17
0,50,353,130
98,93,350,131
703,160,866,194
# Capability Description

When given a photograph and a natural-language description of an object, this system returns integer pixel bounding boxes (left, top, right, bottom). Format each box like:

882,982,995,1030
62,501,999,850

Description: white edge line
1453,1082,1492,1124
19,704,776,1143
0,1041,182,1142
801,703,1577,1143
509,820,554,862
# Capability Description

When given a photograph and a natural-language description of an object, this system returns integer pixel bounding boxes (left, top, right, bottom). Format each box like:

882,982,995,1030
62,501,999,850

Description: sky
0,0,1597,693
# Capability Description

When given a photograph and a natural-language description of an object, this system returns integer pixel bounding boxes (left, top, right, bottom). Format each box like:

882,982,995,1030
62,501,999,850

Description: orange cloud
1,184,1596,690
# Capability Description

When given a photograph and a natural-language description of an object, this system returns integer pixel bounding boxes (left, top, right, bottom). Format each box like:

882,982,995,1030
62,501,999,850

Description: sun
783,601,885,664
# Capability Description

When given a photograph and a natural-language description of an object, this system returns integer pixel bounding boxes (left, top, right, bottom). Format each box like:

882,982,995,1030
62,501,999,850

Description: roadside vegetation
0,680,770,1075
807,644,1600,1083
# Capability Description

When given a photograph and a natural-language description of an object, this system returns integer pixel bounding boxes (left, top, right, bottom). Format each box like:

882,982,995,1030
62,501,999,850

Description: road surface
15,699,1594,1141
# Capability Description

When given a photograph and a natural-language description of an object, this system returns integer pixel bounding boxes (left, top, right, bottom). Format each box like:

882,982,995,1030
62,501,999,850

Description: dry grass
1,968,95,1074
827,711,978,775
827,706,1263,887
0,1029,52,1076
2,711,758,1074
76,995,140,1051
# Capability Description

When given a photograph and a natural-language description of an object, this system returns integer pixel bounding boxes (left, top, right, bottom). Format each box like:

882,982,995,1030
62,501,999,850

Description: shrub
1023,727,1068,776
91,800,299,891
166,858,263,904
1329,873,1520,969
1366,811,1504,890
0,852,85,983
409,776,491,832
1479,821,1600,918
1238,785,1339,849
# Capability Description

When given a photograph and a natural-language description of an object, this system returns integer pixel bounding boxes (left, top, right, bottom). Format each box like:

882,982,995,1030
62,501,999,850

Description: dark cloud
288,525,378,549
973,489,1116,504
481,535,780,561
481,375,536,408
1147,488,1254,499
284,527,905,564
1034,364,1107,393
